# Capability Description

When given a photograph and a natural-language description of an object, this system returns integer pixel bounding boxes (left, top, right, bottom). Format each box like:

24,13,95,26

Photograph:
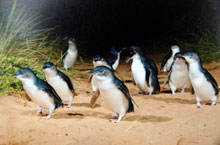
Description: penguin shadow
52,110,172,123
141,94,197,105
70,103,101,108
160,88,192,94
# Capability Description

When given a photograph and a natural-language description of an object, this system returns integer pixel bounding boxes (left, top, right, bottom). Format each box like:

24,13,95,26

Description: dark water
0,0,219,54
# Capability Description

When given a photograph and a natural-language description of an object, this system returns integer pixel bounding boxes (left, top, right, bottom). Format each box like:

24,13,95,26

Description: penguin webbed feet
41,115,51,120
112,112,119,118
109,114,124,123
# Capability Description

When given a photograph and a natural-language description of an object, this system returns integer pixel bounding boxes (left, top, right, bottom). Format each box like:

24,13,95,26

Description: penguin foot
112,112,118,118
36,107,44,114
109,120,120,123
212,102,216,106
197,101,201,108
41,115,51,120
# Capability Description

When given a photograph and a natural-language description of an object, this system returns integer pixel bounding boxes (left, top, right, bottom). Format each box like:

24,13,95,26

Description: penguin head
125,46,143,63
68,37,76,45
174,52,185,62
171,45,180,54
43,62,57,76
87,66,113,81
12,68,35,82
92,55,107,67
183,52,201,64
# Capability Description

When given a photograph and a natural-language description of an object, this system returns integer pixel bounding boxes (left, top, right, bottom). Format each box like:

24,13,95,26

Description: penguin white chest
170,63,189,88
98,79,128,114
46,76,73,103
63,49,78,69
189,67,215,101
23,81,54,109
131,58,147,92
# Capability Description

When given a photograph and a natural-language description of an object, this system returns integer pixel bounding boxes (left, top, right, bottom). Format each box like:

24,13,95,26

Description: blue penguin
87,66,136,123
168,52,189,95
161,45,180,72
12,68,63,119
183,52,218,107
126,46,160,95
43,62,77,108
62,37,78,70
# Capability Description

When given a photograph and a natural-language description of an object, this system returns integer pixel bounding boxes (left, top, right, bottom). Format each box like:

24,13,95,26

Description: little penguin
63,37,78,70
89,54,113,107
12,68,63,119
43,62,77,108
87,66,136,123
183,52,218,107
126,46,160,95
161,45,180,72
168,52,189,95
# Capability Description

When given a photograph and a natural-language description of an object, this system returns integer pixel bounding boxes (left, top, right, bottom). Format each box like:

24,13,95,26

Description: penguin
168,52,189,95
87,66,136,123
12,68,63,119
89,54,112,108
62,37,78,70
161,45,180,72
183,52,218,107
43,62,77,108
126,46,160,95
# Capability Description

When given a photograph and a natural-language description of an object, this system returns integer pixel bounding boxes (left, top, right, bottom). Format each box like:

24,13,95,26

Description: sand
1,63,220,145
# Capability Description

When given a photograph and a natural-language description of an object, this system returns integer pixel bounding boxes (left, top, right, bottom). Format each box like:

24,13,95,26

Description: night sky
1,0,220,54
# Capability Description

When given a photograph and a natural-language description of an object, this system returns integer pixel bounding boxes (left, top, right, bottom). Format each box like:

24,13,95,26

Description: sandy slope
1,63,220,145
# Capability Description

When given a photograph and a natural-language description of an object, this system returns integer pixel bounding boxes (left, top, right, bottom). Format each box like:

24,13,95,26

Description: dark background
0,0,220,55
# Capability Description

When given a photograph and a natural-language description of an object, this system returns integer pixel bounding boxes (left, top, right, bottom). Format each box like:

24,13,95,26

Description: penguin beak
87,70,93,74
11,72,18,77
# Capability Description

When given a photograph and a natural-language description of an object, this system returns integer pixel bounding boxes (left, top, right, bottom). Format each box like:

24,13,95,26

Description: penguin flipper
161,52,172,72
203,69,218,95
58,71,76,95
36,79,63,108
115,79,138,112
45,88,63,109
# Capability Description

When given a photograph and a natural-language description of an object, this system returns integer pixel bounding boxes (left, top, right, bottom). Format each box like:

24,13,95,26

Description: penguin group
12,38,219,122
